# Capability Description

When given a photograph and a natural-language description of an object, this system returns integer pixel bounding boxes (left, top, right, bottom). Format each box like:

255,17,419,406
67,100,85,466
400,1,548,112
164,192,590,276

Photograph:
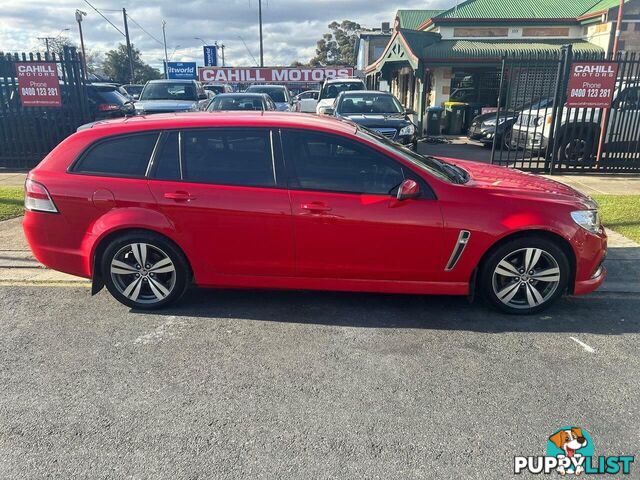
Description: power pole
221,44,226,67
122,8,135,83
75,10,87,73
38,37,51,55
258,0,264,67
162,20,169,79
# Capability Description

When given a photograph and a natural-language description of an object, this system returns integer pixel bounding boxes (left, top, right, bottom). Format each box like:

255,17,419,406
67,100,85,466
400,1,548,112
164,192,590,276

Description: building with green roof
365,0,639,134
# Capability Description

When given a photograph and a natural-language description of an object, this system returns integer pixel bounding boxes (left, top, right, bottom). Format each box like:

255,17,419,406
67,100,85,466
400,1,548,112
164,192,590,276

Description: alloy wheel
491,247,561,310
110,243,177,305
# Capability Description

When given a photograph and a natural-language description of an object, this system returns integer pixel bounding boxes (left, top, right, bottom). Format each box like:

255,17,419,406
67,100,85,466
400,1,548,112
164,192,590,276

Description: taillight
24,179,58,213
98,103,120,112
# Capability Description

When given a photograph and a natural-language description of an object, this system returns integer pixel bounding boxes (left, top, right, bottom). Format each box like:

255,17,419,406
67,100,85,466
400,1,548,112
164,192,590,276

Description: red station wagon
23,112,607,314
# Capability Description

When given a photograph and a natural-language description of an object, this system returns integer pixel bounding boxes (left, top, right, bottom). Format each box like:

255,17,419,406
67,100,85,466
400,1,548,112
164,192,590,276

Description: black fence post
546,45,573,174
490,55,507,165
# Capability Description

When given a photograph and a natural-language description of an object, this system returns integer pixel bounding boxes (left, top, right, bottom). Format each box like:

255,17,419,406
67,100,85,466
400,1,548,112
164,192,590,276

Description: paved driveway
0,285,639,479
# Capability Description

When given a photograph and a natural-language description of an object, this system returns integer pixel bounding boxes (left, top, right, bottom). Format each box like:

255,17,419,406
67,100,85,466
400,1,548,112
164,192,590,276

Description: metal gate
490,46,640,173
0,47,90,169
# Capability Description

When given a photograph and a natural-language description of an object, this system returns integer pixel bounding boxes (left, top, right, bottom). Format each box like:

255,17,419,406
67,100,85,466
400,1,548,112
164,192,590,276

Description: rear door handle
164,191,196,201
301,202,332,213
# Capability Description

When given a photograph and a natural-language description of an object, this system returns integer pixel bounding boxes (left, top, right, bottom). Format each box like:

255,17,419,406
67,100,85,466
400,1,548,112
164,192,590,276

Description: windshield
246,86,286,103
320,81,365,100
140,82,197,101
208,95,264,111
338,94,403,114
357,127,469,185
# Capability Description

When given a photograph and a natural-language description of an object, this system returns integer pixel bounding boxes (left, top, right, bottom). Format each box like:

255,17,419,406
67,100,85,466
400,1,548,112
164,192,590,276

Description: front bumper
511,128,548,150
572,228,607,296
467,125,495,144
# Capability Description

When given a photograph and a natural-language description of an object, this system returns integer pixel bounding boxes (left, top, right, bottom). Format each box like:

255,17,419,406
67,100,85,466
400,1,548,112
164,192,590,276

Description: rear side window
74,133,158,177
181,129,275,187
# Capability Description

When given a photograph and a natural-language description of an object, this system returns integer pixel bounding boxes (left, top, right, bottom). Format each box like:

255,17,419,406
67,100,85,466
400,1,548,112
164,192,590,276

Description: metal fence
0,47,90,169
491,47,640,173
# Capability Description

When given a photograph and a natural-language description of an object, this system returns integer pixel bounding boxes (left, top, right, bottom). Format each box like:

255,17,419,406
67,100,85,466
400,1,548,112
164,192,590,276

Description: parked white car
316,78,366,115
511,82,640,162
296,90,319,113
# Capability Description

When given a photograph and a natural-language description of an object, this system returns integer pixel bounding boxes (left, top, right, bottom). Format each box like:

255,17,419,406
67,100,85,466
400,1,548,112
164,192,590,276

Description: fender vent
445,230,471,271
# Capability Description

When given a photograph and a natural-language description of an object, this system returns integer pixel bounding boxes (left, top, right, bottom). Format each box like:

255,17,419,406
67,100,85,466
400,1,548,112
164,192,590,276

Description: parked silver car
134,79,210,115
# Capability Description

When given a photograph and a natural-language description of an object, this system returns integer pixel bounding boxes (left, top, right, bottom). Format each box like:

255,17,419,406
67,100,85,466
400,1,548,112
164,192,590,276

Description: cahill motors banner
198,67,354,83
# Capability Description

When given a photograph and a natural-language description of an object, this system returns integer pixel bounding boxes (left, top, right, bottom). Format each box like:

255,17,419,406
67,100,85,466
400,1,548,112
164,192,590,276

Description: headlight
571,210,601,234
399,124,415,136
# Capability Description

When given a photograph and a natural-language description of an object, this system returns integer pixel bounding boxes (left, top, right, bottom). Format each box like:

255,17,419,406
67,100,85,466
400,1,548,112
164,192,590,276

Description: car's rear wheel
480,237,570,314
101,232,189,309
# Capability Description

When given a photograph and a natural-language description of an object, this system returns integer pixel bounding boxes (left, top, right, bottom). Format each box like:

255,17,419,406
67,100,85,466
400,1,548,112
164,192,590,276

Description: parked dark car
87,83,135,120
245,85,298,112
134,79,209,115
468,98,554,150
331,90,417,150
207,93,276,111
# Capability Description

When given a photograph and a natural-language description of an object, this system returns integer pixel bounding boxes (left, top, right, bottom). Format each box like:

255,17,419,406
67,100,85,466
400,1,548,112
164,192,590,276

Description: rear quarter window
72,133,159,177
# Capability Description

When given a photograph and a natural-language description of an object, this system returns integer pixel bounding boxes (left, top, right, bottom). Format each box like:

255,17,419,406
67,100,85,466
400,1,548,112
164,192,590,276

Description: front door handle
164,191,196,201
301,202,332,213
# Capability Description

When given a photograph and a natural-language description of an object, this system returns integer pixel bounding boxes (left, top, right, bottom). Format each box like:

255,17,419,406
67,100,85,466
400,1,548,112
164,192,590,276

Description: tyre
501,128,513,151
556,129,597,165
480,236,570,314
101,231,190,309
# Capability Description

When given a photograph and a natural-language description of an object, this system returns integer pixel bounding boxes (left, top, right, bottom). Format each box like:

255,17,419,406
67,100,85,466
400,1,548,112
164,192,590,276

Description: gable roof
396,9,445,30
415,0,633,25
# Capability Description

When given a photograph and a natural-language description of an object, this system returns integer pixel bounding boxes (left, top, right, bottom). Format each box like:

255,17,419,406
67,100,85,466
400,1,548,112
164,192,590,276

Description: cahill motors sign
566,61,619,109
16,62,62,107
199,67,354,83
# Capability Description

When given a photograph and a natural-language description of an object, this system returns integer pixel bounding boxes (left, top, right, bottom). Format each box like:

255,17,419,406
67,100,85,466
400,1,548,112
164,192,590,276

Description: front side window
74,133,158,177
282,130,406,195
181,129,275,187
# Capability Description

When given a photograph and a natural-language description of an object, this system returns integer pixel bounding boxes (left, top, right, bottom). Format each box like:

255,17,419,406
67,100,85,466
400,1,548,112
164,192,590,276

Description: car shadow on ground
139,287,639,335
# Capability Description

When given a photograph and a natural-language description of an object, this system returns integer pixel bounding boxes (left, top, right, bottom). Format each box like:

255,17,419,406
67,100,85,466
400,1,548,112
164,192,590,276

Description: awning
421,39,604,61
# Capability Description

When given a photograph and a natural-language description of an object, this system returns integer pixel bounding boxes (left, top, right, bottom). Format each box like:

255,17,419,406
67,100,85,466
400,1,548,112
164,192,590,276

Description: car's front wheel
480,237,570,314
101,232,190,309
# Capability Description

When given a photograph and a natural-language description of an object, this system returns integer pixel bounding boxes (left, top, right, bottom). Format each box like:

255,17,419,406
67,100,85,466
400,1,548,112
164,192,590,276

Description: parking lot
1,282,639,479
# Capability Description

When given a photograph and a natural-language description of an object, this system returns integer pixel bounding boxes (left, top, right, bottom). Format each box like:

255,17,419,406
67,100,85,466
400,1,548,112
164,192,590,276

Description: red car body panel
23,112,607,298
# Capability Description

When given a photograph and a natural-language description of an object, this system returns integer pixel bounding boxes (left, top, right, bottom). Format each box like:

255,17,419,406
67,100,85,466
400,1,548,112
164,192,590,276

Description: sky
0,0,451,70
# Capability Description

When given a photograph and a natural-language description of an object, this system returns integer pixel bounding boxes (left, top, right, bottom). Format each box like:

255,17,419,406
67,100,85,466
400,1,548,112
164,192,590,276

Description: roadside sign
203,46,217,67
166,62,197,80
16,62,62,107
566,62,619,108
199,67,354,83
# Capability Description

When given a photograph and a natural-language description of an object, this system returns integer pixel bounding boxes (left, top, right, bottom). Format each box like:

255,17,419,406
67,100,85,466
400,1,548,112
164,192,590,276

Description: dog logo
515,426,634,475
547,428,590,475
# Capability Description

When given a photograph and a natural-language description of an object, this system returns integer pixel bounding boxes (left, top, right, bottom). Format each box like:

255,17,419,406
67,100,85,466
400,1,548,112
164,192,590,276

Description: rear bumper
22,211,91,279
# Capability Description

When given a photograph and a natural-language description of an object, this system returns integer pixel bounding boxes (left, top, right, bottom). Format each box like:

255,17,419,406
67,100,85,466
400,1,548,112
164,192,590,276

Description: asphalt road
1,286,639,479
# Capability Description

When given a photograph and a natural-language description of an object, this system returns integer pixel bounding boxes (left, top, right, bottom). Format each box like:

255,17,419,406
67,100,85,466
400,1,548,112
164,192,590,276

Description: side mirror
324,108,335,115
405,108,416,115
396,179,420,201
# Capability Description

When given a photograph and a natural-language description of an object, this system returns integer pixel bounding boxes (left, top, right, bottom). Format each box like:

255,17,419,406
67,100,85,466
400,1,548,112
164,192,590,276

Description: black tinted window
182,129,275,187
153,132,180,180
282,131,405,194
76,133,158,176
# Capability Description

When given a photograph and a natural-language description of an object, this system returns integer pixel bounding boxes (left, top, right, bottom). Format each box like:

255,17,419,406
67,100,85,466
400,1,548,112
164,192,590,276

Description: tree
310,20,361,66
102,43,161,84
39,35,77,57
289,60,307,67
